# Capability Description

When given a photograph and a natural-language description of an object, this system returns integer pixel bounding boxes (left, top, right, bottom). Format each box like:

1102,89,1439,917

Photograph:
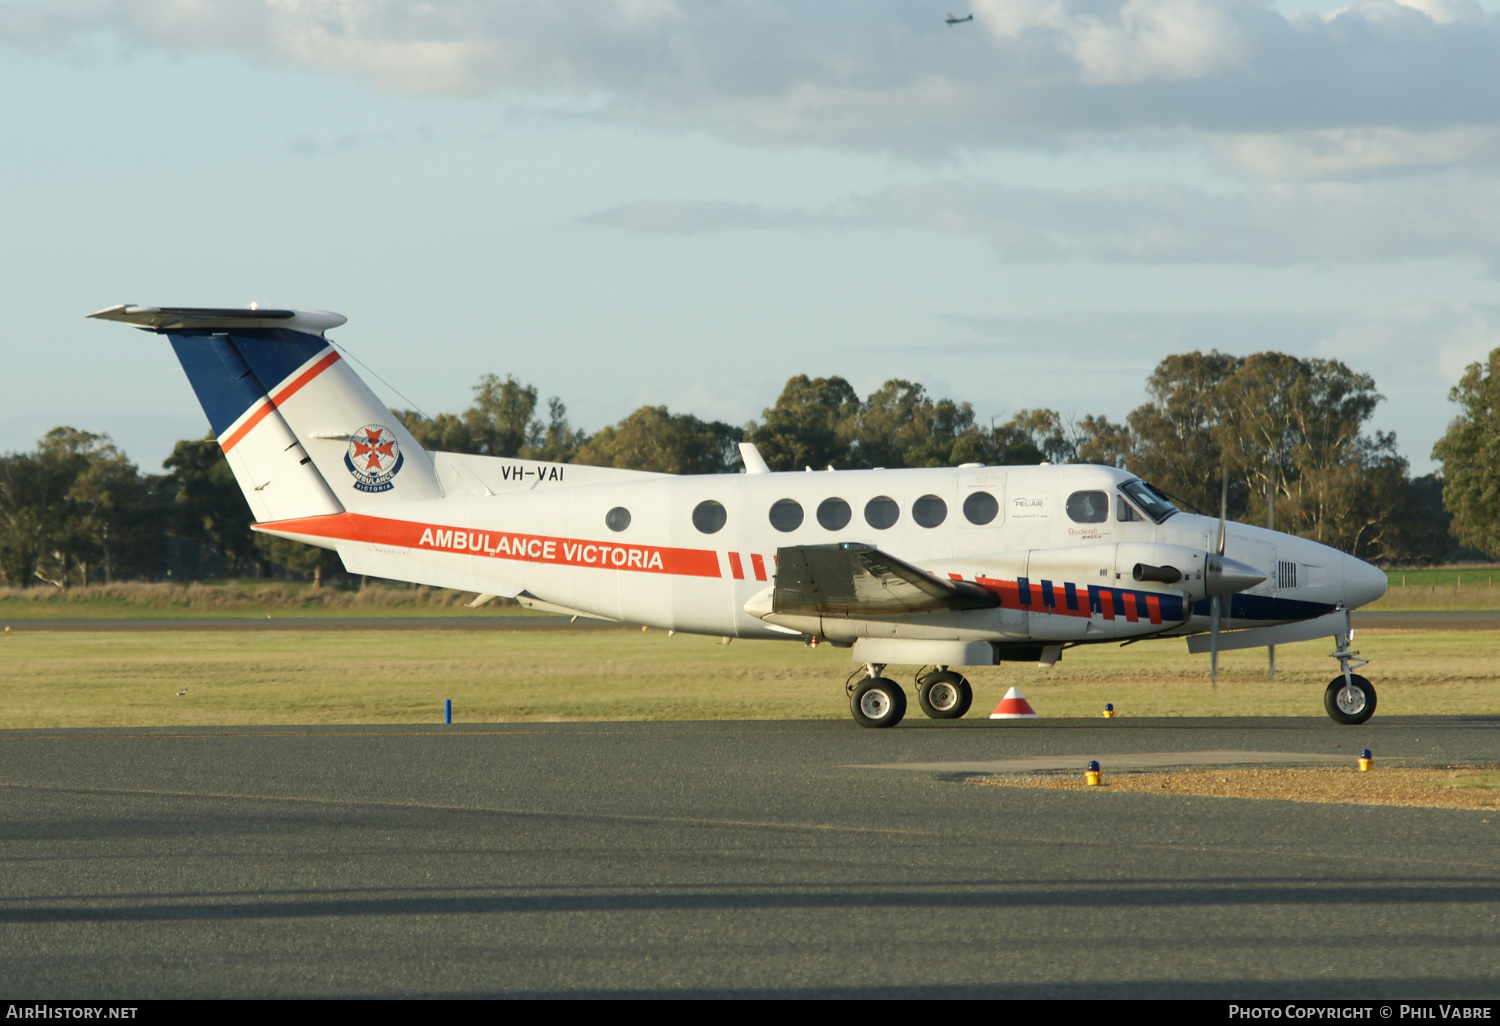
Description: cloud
1210,127,1500,181
1311,302,1500,390
940,304,1500,388
587,173,1500,269
936,302,1500,468
287,130,397,157
943,308,1342,354
4,0,1500,171
583,200,813,235
976,0,1250,84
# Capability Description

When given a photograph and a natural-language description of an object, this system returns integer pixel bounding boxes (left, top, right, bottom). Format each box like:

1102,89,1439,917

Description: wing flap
773,543,1000,618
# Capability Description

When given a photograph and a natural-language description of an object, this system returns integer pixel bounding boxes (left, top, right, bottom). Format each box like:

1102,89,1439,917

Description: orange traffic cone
989,686,1038,720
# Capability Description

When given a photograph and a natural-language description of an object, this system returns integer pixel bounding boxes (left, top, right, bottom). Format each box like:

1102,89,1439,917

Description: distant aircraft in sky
91,304,1389,729
945,13,974,24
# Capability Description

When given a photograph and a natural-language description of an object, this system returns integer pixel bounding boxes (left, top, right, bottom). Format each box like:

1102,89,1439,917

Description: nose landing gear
1326,611,1376,725
1325,674,1376,724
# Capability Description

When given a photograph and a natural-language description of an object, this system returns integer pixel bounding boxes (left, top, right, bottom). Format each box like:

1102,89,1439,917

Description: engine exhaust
1132,563,1182,584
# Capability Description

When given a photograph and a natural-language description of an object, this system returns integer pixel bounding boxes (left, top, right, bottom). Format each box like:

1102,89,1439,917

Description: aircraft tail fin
89,305,442,528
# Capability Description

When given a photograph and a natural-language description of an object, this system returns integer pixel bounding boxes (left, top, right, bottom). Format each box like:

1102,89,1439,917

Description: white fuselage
271,457,1388,647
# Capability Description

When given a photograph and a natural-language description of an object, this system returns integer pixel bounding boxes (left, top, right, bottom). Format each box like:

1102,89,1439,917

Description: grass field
1384,566,1500,587
0,580,545,619
1,627,1495,728
1371,566,1500,610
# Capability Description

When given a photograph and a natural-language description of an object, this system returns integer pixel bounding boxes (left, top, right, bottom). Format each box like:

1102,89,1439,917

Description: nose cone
1343,556,1389,609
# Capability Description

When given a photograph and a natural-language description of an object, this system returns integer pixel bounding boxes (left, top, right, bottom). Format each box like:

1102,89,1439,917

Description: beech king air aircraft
91,304,1390,728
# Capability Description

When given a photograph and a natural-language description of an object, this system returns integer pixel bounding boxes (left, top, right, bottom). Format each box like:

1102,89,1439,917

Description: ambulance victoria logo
345,425,404,493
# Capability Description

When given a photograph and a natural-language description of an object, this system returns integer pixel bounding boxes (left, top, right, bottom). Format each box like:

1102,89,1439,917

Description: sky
4,0,1500,476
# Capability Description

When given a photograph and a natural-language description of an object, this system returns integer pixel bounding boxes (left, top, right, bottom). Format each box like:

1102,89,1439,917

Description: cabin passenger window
769,499,804,532
912,494,947,528
817,497,851,531
864,496,899,530
605,507,631,532
692,500,727,534
1066,491,1108,524
963,491,999,525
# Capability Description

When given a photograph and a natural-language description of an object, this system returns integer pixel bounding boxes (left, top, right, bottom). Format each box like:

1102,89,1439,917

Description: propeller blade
1205,470,1232,689
1217,473,1228,557
1210,594,1221,688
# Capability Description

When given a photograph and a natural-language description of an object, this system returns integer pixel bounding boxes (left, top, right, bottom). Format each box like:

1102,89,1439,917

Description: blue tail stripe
225,330,330,400
166,328,330,439
167,335,267,437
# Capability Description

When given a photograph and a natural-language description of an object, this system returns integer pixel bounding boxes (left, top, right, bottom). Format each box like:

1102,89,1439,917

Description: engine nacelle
920,542,1260,641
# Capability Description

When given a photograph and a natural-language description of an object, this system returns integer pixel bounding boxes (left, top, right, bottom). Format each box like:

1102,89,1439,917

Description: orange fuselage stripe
257,511,723,579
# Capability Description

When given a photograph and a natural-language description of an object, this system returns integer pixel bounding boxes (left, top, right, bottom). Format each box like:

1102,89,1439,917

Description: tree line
0,348,1487,589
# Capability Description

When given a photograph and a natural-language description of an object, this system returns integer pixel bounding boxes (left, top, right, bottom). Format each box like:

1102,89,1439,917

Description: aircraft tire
1324,675,1376,725
851,677,907,728
918,671,972,720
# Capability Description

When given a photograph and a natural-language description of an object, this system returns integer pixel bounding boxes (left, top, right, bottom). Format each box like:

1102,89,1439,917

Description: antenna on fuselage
739,442,771,474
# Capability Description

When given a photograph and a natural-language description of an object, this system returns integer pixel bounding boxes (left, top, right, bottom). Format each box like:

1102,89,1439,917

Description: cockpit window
1066,491,1109,524
1119,480,1178,524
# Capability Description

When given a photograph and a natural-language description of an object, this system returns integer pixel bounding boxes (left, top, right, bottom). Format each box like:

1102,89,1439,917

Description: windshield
1119,480,1178,524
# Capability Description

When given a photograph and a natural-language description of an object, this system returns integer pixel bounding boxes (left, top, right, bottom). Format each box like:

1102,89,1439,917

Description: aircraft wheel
851,677,907,729
1324,675,1376,725
918,671,973,720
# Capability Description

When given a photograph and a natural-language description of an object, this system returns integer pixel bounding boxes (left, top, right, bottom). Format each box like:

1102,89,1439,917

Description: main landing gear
1325,614,1376,725
850,671,905,728
918,669,973,720
848,665,974,728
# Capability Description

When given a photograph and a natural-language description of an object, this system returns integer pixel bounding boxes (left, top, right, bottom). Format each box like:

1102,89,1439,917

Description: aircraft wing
773,543,1000,618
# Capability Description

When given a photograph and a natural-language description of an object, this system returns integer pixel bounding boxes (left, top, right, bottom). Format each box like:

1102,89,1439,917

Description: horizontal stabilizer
774,543,1000,618
87,304,346,335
